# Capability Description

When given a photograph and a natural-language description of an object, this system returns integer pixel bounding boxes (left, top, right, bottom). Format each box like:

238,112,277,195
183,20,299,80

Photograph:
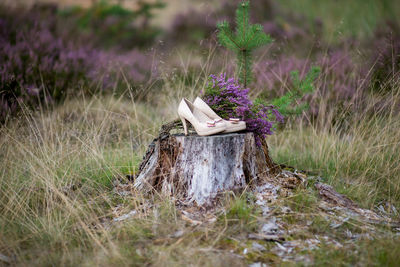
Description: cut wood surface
134,132,279,205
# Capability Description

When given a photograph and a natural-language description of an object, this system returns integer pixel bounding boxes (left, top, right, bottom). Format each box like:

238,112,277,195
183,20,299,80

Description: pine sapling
272,66,321,116
217,1,272,88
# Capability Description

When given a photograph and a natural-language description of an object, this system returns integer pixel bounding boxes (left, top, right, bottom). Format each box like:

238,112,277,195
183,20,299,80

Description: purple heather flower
203,74,283,146
0,7,158,122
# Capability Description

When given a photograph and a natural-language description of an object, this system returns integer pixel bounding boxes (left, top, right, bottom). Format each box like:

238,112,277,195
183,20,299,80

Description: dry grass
0,57,399,265
0,96,160,265
1,0,399,264
269,87,400,209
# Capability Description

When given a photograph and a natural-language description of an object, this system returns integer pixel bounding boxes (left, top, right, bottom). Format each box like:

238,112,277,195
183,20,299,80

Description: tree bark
134,131,279,205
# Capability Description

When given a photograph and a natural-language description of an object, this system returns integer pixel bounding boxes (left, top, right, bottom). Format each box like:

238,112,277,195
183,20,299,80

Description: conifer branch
217,1,272,88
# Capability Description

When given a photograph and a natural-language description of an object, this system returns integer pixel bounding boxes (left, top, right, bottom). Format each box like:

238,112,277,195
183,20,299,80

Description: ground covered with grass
1,94,399,266
1,0,400,266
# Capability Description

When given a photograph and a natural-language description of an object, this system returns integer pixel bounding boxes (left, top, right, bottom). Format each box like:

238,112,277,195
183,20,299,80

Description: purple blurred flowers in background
0,7,157,122
1,0,399,124
252,48,370,118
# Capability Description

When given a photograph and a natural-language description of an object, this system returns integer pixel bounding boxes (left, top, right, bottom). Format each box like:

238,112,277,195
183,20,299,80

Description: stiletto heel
180,115,188,135
177,98,226,136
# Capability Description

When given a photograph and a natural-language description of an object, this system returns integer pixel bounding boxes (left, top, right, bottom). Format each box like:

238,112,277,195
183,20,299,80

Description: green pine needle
272,66,321,116
217,1,272,87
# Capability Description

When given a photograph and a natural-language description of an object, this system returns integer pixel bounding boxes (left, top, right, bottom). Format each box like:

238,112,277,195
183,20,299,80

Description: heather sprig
203,74,283,146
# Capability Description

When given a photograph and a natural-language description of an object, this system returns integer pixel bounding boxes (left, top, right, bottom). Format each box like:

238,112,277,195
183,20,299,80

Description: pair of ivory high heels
178,97,246,136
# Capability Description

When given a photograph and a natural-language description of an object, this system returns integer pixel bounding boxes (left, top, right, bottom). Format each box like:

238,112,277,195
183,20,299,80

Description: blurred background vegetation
1,0,399,120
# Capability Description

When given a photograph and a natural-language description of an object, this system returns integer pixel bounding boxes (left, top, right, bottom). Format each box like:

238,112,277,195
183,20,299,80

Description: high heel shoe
193,97,246,133
178,98,226,136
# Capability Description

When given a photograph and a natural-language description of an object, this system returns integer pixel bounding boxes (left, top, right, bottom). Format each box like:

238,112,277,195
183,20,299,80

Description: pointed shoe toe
193,97,247,133
223,120,246,133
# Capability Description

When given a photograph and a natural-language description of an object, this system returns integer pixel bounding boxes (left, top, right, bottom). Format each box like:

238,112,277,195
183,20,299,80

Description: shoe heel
179,115,188,135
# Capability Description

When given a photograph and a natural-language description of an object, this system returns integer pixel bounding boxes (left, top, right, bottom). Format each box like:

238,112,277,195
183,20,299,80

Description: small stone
330,217,349,229
0,253,11,263
261,218,279,235
261,206,270,216
252,242,266,252
249,263,267,267
274,242,287,251
171,230,184,238
113,210,137,222
281,206,292,214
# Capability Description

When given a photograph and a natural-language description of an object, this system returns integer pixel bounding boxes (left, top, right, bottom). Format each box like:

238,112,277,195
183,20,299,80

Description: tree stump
134,131,279,205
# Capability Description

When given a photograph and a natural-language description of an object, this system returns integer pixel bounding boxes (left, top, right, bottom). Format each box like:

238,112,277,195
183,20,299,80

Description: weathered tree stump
135,126,279,205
